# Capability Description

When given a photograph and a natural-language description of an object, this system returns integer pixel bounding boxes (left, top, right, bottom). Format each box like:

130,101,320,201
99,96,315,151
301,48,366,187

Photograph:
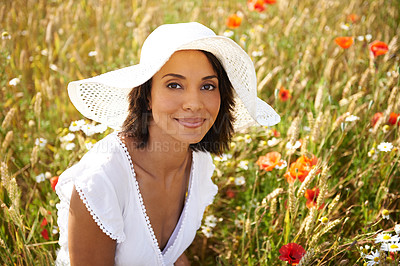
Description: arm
174,252,190,266
68,186,116,266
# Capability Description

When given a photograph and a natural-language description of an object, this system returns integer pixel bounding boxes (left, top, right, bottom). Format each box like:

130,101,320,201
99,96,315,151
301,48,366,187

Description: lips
175,117,206,128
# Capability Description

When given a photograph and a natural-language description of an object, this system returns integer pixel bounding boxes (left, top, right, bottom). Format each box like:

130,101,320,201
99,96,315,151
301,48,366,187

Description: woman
56,22,280,265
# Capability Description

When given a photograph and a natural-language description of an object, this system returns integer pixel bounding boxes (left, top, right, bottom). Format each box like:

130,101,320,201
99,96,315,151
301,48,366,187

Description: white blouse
55,132,218,266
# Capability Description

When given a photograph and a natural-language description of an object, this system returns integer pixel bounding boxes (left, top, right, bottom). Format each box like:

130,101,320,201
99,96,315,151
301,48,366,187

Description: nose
182,89,203,111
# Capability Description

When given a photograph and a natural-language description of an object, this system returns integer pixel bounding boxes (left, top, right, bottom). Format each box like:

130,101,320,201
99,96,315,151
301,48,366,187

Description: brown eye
202,84,216,91
167,83,182,89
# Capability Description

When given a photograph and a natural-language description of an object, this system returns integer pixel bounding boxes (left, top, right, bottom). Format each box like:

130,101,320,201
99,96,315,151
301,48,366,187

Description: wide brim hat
67,22,280,130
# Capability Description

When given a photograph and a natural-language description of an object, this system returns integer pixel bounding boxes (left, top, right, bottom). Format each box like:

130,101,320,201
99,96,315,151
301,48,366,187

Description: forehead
154,50,217,77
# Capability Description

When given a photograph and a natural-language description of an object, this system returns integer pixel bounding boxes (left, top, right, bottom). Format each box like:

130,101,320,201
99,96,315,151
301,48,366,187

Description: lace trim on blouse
115,133,194,264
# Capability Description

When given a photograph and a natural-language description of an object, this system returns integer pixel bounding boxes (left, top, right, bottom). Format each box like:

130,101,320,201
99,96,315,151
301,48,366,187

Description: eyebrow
162,73,218,80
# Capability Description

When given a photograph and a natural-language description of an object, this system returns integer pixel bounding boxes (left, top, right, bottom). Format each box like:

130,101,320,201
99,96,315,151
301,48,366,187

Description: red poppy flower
304,187,324,209
41,228,49,240
50,176,59,191
371,112,383,127
388,112,399,125
40,217,48,227
226,188,236,199
279,243,306,265
256,151,283,171
264,0,276,4
226,14,242,29
335,37,354,49
284,154,318,183
278,88,291,102
347,13,359,23
273,129,281,137
369,40,388,57
247,0,266,12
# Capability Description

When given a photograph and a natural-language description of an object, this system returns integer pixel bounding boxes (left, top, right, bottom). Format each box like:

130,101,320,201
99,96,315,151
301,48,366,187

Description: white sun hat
67,22,280,130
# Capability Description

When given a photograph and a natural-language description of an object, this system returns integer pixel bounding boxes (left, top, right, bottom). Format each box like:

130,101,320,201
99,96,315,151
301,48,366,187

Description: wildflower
304,187,324,209
371,112,383,127
347,13,359,23
247,0,266,12
81,124,96,136
60,133,75,142
204,215,218,228
365,34,372,42
214,153,232,162
88,51,98,57
94,123,108,133
359,245,370,257
382,209,390,220
69,119,86,132
357,35,365,41
64,142,76,151
377,142,393,152
238,160,249,170
226,14,242,29
264,0,276,4
251,50,264,57
226,188,235,199
286,140,301,150
345,115,360,122
35,138,47,148
35,173,46,183
365,249,380,265
395,224,400,235
49,64,58,71
335,36,354,49
388,112,399,125
367,148,376,157
275,160,287,170
375,233,399,243
278,243,306,265
278,87,291,101
319,217,329,225
40,217,48,227
85,139,97,150
267,137,280,147
9,77,20,86
256,152,284,171
223,30,234,37
284,154,318,183
340,23,350,31
382,124,390,133
41,229,49,240
52,226,59,235
381,242,400,252
234,219,243,229
234,176,246,186
201,225,213,238
2,31,11,40
244,134,252,143
369,40,388,57
50,176,59,191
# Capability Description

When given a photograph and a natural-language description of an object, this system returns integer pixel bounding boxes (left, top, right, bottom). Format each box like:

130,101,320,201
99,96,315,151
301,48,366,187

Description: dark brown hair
121,50,235,155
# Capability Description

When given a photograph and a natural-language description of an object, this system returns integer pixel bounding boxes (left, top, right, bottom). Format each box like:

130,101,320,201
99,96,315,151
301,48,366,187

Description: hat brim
68,36,280,130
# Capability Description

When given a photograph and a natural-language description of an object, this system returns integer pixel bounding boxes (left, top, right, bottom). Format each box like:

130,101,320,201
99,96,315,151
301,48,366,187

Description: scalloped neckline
115,132,194,261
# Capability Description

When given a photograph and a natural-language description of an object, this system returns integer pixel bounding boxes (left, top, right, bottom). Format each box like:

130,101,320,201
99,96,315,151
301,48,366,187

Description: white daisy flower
340,23,350,30
267,137,280,147
244,134,252,143
60,133,75,143
234,219,243,229
201,225,213,238
345,115,360,122
69,119,86,132
238,160,249,170
223,30,234,38
285,140,301,150
381,242,400,252
275,160,287,170
365,34,372,42
375,233,399,243
35,138,47,148
88,50,98,57
234,176,246,186
365,249,380,265
94,123,108,133
367,148,376,157
251,50,264,57
377,142,393,152
35,173,46,183
204,215,218,228
382,209,390,220
214,153,232,162
319,217,329,225
357,35,365,41
359,244,370,257
81,124,96,136
64,142,76,151
394,224,400,235
9,77,20,86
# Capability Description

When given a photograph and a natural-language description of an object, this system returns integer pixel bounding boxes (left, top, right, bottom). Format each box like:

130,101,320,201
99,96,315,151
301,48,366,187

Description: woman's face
148,50,221,146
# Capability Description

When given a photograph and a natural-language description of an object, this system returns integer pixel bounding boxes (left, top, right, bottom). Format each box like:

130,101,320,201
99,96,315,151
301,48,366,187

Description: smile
174,118,206,128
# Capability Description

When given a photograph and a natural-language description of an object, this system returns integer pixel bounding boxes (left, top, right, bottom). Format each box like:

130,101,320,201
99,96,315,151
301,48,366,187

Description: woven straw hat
67,22,280,130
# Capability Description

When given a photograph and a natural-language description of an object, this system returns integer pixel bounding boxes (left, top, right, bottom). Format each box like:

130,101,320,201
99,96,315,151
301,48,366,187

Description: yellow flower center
374,257,379,262
362,248,368,253
383,235,391,240
382,209,389,216
390,244,398,249
72,122,77,126
321,217,328,224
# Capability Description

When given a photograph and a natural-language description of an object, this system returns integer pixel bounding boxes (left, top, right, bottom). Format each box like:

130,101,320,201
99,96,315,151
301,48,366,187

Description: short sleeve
55,135,128,264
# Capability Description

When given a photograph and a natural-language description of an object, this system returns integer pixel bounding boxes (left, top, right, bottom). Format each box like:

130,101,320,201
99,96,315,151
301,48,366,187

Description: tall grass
1,0,399,264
